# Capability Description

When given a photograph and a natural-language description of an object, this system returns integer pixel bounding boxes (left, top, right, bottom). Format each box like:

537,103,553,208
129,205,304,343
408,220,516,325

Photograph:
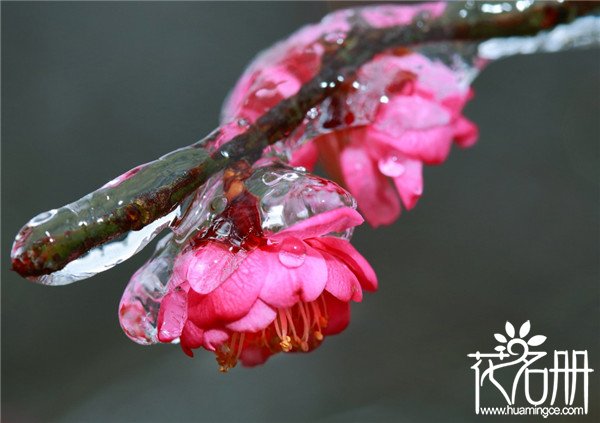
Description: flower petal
320,250,362,302
322,293,351,336
258,243,327,308
289,140,319,170
157,287,188,343
240,345,273,367
203,329,229,351
179,320,204,357
340,144,401,227
186,242,237,294
270,207,363,241
375,95,451,133
226,299,277,333
308,237,378,292
453,116,479,148
187,249,265,327
361,2,446,28
391,157,423,210
370,123,454,165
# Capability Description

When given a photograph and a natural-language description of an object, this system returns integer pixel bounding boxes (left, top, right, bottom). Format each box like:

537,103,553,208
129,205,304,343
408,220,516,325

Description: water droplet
324,31,346,45
378,155,405,177
214,220,232,237
278,237,306,268
29,209,58,226
210,196,228,213
415,11,432,31
306,108,319,119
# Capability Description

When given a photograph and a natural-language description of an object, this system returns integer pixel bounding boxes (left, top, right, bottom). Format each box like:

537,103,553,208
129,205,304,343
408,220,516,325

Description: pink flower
156,206,377,371
306,53,479,226
221,3,477,227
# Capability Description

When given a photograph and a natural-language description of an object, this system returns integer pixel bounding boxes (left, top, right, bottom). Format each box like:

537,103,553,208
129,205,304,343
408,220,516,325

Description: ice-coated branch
11,1,599,281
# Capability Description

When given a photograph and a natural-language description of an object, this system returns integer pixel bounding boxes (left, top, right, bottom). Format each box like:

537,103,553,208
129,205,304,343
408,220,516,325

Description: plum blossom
156,205,377,371
304,53,479,226
221,2,477,227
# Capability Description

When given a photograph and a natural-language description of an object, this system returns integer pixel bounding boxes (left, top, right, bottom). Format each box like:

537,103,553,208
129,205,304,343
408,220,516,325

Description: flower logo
493,321,547,355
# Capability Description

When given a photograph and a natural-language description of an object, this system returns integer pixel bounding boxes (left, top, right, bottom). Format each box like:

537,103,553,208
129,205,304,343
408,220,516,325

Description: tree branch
12,1,599,279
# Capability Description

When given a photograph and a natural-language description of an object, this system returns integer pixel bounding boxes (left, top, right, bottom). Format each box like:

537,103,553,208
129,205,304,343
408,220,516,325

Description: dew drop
29,209,58,226
278,237,306,268
210,196,228,213
378,155,405,177
306,107,319,119
214,220,232,237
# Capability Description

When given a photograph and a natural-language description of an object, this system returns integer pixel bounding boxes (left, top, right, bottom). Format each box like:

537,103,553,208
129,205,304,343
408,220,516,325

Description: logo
468,321,593,418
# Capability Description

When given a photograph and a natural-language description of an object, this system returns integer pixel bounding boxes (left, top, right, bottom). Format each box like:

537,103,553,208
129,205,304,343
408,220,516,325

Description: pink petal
370,97,455,164
361,3,446,28
157,287,188,343
242,65,302,122
203,329,229,351
320,250,362,302
453,116,479,148
370,125,452,165
187,249,265,327
340,144,401,227
322,293,351,336
221,70,255,122
383,54,465,100
289,140,319,170
258,243,327,309
391,158,423,210
180,321,204,357
375,96,451,133
441,93,469,118
239,345,272,367
270,207,364,241
169,250,191,289
185,242,237,294
226,299,277,333
307,237,378,292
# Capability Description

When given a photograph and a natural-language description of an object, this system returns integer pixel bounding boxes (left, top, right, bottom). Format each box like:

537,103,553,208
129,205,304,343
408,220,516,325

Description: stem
12,1,599,279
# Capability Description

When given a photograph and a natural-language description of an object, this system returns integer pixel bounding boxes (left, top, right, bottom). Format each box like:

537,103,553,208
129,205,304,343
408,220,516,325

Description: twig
12,1,599,278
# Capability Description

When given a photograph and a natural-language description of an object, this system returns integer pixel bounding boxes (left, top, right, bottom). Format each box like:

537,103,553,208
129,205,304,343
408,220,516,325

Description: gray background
2,2,598,422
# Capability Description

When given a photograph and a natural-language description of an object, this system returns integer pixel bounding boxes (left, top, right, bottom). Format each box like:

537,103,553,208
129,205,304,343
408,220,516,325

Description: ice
245,165,356,238
34,208,181,286
478,16,600,60
13,5,598,288
118,163,357,343
119,234,179,345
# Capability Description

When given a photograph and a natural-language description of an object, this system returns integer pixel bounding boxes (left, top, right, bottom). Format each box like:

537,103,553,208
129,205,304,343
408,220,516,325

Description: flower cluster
120,3,478,370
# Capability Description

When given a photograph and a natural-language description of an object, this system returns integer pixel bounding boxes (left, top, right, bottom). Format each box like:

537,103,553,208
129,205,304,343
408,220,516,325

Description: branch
12,1,599,279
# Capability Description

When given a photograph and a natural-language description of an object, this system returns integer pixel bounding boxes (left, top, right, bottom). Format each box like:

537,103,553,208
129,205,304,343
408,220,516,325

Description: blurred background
2,2,598,422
